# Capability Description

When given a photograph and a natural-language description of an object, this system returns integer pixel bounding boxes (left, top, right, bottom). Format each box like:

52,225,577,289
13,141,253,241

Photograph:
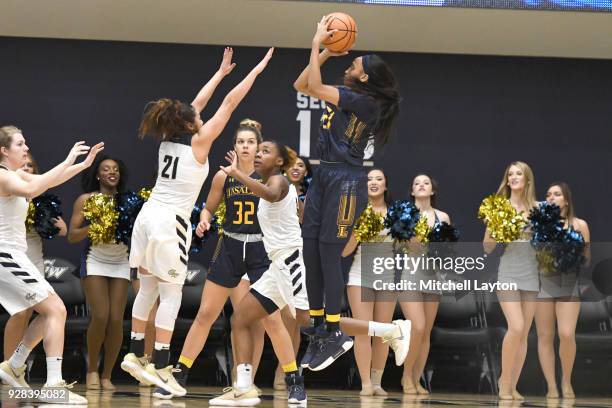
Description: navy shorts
206,234,270,289
302,162,368,244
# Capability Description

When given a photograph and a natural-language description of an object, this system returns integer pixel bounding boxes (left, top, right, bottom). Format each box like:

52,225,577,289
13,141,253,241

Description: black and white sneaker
285,373,306,405
299,325,326,369
307,330,353,371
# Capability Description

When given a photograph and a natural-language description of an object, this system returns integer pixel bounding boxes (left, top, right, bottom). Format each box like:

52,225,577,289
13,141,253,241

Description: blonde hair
240,118,262,132
496,161,537,209
0,125,22,150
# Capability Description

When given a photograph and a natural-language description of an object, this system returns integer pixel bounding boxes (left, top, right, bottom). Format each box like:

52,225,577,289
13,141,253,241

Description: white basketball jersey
0,195,28,252
149,134,209,217
257,184,303,257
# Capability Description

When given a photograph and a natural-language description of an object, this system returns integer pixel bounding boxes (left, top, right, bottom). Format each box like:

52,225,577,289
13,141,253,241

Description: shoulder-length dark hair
298,156,312,179
410,173,438,209
548,181,576,224
81,154,128,193
368,167,392,207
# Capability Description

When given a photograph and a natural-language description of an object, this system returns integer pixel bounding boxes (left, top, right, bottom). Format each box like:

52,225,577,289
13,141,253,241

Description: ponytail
138,98,197,141
348,54,400,146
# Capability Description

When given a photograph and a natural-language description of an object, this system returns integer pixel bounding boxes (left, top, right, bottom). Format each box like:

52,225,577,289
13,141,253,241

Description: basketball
323,12,357,53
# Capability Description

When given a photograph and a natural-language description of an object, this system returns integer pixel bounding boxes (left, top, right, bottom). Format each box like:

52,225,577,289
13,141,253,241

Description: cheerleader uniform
538,228,583,299
80,240,130,281
0,166,55,315
498,229,540,292
347,227,393,289
407,212,444,295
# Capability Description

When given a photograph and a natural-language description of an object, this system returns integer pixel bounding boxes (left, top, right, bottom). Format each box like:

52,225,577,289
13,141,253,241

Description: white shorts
0,248,55,315
129,202,192,284
251,247,309,318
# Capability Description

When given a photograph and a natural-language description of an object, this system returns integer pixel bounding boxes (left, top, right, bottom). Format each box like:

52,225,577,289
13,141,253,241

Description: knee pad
155,282,183,331
132,275,159,321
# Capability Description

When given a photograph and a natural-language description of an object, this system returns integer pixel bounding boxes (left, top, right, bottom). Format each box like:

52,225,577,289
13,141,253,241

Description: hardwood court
2,385,612,407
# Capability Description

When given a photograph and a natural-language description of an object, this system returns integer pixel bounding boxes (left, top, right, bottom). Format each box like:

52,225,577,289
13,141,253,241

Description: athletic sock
153,342,170,369
175,355,193,384
236,363,253,391
46,356,63,385
130,332,145,356
309,309,324,327
9,342,31,369
326,313,340,332
368,321,396,337
282,361,298,376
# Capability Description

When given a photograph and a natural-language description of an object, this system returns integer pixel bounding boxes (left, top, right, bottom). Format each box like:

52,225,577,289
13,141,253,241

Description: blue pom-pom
189,204,204,254
428,222,460,242
115,191,146,247
528,201,586,272
384,200,420,241
529,202,564,247
555,227,585,272
32,194,63,239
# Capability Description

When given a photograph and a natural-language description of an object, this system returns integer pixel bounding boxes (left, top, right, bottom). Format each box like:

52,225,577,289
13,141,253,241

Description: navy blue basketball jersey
318,86,379,166
222,172,262,234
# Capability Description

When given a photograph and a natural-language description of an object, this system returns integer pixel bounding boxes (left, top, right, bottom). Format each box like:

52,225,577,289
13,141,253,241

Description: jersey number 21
161,155,179,179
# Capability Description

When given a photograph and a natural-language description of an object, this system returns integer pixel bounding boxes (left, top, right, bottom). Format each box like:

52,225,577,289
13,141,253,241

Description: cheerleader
3,152,67,363
67,155,130,390
120,47,273,398
0,125,103,404
294,15,400,367
399,174,450,395
154,120,268,398
285,155,312,223
343,168,397,396
535,182,590,399
483,161,539,400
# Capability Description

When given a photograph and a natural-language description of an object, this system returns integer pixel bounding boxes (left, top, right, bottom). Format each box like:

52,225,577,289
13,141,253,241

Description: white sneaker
383,319,411,365
0,360,29,388
209,386,260,406
141,364,186,398
40,380,87,405
121,353,152,385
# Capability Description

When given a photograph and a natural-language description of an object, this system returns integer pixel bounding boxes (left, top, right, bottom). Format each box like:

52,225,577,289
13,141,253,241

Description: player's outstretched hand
64,141,90,166
252,48,274,75
80,142,105,169
313,15,337,46
219,150,239,177
219,47,236,76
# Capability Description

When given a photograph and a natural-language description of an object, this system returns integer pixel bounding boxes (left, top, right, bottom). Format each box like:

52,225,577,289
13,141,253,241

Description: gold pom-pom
415,215,432,243
83,193,118,245
478,194,526,243
25,201,36,232
353,205,385,243
215,201,226,234
138,188,152,201
536,250,555,275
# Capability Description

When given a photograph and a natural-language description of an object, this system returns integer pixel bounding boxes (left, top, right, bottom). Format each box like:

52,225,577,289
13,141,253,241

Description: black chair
429,292,498,394
44,257,88,378
575,300,612,350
